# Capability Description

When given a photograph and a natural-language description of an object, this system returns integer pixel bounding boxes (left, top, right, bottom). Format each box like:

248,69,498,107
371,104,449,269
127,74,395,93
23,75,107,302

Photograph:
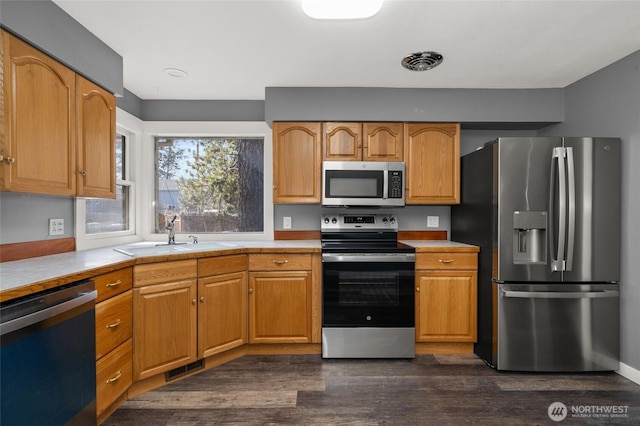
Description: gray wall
538,51,640,371
0,0,123,95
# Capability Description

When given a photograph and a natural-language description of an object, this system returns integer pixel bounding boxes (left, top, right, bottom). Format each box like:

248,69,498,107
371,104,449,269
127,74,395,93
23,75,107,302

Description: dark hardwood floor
104,354,640,425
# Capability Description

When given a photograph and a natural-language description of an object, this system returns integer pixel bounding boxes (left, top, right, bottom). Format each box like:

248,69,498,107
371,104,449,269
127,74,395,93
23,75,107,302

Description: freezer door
561,138,620,282
496,138,562,281
495,283,619,371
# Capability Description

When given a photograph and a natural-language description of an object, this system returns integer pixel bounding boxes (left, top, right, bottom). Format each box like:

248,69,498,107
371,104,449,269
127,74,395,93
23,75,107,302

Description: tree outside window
155,137,263,234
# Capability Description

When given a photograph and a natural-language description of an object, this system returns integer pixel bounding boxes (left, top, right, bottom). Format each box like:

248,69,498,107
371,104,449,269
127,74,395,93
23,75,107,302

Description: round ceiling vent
401,51,443,71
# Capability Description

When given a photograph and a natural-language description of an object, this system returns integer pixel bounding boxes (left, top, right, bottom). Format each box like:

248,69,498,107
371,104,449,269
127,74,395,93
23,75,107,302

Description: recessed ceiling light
302,0,383,20
401,51,444,72
164,68,189,78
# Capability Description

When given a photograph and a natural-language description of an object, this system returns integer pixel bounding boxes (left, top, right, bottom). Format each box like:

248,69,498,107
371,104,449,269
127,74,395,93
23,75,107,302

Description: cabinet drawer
416,253,477,270
134,260,197,287
96,338,133,416
94,267,133,304
199,254,247,277
248,254,312,271
96,290,132,359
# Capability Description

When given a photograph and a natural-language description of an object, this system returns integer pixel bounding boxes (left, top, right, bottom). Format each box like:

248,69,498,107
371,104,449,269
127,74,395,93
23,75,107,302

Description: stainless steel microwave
322,161,405,207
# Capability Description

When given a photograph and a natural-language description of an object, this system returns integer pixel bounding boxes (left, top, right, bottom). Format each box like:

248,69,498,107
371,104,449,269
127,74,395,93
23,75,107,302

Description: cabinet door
133,280,197,380
248,271,312,343
272,122,322,203
404,123,460,204
363,123,403,161
76,75,116,198
323,122,362,161
198,271,248,358
1,31,76,196
415,271,477,342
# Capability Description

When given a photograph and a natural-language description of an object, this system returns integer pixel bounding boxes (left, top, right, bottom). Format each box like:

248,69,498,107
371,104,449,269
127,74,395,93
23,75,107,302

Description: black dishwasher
1,279,97,425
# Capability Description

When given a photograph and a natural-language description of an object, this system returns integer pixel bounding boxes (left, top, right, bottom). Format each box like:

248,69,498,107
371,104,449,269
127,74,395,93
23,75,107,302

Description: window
85,133,132,234
154,137,264,234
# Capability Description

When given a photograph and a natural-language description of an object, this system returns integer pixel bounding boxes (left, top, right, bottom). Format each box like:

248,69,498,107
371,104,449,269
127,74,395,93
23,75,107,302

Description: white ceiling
53,0,640,101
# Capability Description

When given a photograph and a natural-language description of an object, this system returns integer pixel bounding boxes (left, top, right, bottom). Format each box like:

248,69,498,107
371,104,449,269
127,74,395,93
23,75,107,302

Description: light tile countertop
0,239,477,300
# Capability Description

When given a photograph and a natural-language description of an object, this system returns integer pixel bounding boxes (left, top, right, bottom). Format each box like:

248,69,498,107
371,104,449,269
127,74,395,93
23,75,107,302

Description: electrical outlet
427,216,439,228
283,216,292,229
49,218,64,236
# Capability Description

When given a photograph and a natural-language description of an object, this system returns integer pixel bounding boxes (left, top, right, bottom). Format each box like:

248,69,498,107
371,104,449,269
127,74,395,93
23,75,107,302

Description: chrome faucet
166,215,177,244
188,235,198,244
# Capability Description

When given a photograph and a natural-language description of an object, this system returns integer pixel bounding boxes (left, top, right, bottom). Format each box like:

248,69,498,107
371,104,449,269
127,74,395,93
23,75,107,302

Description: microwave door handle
383,170,388,199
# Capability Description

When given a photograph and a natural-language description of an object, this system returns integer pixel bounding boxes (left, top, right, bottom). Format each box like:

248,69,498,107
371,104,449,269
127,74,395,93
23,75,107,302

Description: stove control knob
331,217,338,224
382,217,389,224
323,217,330,224
389,217,396,224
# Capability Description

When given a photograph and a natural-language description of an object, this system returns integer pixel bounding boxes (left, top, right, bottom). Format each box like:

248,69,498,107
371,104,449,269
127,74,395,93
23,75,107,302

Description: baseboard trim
617,362,640,385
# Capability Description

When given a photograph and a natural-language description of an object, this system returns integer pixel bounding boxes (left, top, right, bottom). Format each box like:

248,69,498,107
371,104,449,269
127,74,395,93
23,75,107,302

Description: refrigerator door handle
550,147,567,271
501,289,619,299
565,147,576,271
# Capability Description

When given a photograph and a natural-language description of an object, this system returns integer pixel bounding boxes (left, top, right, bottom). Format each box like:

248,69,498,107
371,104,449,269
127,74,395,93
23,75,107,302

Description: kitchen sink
113,241,239,256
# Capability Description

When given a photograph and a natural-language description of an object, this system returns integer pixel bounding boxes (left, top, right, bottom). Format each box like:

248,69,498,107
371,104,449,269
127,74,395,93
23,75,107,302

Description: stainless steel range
321,213,416,358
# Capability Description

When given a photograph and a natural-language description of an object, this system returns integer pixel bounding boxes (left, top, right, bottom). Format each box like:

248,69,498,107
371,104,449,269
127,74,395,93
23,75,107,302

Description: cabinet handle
4,156,15,165
106,319,121,329
416,287,420,292
439,259,455,264
272,184,278,189
200,296,204,303
272,260,288,265
79,169,87,176
106,371,122,384
105,280,122,288
192,299,197,305
249,288,253,294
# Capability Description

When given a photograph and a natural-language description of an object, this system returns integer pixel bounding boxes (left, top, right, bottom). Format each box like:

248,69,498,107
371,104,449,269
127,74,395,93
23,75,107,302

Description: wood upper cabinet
76,75,116,198
404,123,460,204
415,252,478,343
272,122,322,203
133,260,198,380
0,30,116,198
1,30,76,196
323,122,403,161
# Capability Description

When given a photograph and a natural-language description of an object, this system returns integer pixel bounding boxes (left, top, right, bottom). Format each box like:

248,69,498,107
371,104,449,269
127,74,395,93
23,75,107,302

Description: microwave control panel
388,171,403,198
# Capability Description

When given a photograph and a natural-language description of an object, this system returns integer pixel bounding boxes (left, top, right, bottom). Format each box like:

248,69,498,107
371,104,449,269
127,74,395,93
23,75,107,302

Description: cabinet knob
79,170,87,176
416,287,420,292
192,299,197,305
4,156,15,165
200,296,205,303
249,288,253,294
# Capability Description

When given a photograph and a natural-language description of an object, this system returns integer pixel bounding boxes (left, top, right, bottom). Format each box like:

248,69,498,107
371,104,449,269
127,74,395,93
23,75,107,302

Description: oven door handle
322,253,416,263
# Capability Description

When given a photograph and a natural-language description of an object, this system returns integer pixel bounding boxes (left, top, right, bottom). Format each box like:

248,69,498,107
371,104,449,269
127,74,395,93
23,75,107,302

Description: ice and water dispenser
513,211,547,264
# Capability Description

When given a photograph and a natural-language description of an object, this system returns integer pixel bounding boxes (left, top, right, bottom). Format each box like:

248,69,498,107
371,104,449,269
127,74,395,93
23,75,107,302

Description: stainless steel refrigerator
452,137,620,372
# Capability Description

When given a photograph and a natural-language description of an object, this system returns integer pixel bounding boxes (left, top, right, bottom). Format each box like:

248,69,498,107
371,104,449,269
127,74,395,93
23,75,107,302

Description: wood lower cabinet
1,30,116,198
133,260,198,380
415,251,478,343
272,122,322,203
404,123,460,204
93,266,133,420
248,253,314,343
198,255,248,357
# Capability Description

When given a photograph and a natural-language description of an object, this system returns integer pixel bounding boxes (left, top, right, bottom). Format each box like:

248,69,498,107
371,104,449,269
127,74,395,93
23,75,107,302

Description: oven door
322,253,415,327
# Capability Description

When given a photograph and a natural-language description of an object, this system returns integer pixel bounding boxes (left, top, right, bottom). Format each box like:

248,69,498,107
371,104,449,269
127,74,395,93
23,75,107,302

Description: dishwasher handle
501,289,619,299
0,290,97,336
